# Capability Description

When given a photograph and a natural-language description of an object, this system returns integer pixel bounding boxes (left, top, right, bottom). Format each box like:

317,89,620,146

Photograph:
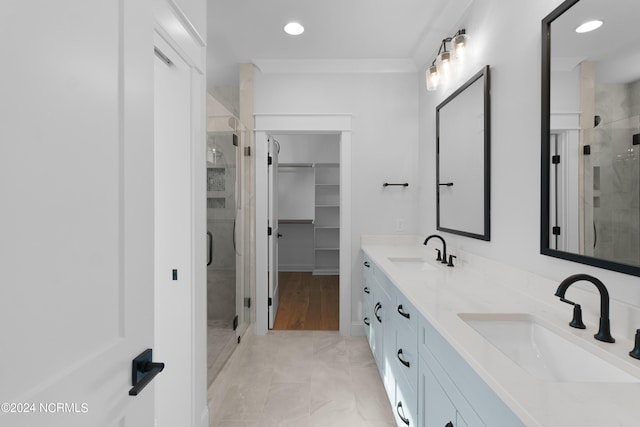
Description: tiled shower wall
593,80,640,265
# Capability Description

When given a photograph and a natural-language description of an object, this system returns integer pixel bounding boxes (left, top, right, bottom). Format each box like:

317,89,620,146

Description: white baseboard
199,406,209,427
278,264,313,272
351,322,366,337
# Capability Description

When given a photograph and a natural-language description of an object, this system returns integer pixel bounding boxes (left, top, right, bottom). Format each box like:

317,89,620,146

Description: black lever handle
129,349,165,396
207,231,213,266
439,182,454,187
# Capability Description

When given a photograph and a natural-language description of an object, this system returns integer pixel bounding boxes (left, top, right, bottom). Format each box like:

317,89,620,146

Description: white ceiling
206,0,473,88
551,0,640,83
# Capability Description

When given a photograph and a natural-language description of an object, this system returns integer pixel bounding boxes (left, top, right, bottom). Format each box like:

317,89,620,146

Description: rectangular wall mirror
436,65,491,240
541,0,640,276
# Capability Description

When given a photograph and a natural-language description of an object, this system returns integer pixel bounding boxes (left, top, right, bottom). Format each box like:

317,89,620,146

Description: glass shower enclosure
206,115,251,385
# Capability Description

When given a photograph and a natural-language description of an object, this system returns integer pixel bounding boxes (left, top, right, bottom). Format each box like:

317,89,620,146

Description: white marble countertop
361,235,640,427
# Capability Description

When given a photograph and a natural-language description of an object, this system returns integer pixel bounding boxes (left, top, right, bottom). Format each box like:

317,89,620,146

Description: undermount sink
459,313,638,383
388,257,437,272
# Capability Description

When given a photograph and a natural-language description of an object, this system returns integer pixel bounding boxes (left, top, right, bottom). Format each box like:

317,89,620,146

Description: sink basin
459,313,638,383
388,257,437,272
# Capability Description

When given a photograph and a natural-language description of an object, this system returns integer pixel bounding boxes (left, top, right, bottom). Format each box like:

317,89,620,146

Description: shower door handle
207,231,213,266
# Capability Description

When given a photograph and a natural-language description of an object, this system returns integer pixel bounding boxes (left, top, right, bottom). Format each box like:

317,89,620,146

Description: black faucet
554,274,615,343
423,235,448,264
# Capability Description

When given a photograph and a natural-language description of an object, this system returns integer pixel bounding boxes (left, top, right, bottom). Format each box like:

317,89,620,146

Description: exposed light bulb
452,32,467,61
437,51,452,82
426,65,440,91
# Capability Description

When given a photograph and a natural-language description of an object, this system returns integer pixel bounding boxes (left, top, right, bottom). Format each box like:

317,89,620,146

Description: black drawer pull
374,302,382,323
364,261,370,268
396,401,410,425
397,304,410,319
364,317,370,326
364,286,370,294
397,349,410,368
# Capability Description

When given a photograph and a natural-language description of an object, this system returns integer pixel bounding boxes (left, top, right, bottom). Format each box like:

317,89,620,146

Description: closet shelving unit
276,162,340,275
313,163,340,275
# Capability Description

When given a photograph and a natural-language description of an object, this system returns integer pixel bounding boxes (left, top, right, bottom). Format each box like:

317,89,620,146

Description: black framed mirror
436,65,491,240
541,0,640,276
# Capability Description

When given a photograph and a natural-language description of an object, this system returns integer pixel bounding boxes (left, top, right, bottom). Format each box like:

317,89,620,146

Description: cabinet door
363,280,373,347
420,356,457,427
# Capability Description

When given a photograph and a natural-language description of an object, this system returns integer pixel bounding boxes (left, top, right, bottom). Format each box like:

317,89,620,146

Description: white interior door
0,1,156,426
267,137,280,329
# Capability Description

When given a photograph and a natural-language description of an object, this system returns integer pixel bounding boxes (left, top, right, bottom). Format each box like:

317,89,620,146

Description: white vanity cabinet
419,316,524,427
363,256,390,378
362,254,523,427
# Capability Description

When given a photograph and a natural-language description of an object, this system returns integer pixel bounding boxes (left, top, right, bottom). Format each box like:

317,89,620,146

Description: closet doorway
269,134,340,330
255,114,352,337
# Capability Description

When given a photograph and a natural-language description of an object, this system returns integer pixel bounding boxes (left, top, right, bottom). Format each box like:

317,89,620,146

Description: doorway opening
267,134,341,331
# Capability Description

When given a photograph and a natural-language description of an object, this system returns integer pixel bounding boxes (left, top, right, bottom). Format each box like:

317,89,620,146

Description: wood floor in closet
273,272,339,331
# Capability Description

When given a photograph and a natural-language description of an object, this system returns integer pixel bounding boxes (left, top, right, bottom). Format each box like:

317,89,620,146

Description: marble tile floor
208,330,395,427
208,320,236,388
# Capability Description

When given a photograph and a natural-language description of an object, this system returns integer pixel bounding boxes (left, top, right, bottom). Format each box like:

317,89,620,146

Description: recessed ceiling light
575,20,603,33
284,22,304,36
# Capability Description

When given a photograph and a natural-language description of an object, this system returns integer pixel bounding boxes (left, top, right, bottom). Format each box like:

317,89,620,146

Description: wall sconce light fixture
426,29,468,91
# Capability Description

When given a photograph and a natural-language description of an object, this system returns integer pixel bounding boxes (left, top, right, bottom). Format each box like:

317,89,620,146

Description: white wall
255,70,420,329
417,0,640,308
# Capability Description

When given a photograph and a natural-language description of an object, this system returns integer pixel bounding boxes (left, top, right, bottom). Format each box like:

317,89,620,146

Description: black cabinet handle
397,304,410,319
397,349,410,368
364,317,370,326
445,423,453,427
364,286,370,294
364,261,370,268
396,401,410,425
374,302,382,323
129,349,165,396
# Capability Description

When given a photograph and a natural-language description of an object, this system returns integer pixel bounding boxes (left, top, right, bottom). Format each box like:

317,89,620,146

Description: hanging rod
383,183,409,187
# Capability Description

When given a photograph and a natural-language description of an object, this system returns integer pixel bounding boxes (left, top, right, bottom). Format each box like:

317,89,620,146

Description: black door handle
277,233,283,238
207,231,213,266
129,349,165,396
364,287,370,294
364,261,370,268
374,302,382,323
364,317,370,326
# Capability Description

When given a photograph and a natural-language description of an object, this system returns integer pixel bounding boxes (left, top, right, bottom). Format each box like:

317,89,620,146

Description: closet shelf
279,219,314,224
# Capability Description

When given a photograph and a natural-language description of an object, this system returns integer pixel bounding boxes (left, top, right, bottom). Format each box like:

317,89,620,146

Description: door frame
154,3,208,426
255,114,352,336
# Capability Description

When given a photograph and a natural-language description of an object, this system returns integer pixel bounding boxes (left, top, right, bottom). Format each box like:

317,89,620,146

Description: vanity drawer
394,289,418,333
393,322,418,392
